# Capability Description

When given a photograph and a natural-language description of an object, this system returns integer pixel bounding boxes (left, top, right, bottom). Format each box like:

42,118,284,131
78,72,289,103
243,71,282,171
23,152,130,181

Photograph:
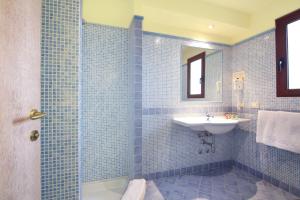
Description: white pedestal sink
173,116,250,134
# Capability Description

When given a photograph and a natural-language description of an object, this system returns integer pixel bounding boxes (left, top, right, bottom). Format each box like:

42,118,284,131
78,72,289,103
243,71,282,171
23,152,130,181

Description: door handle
29,109,46,120
278,58,284,72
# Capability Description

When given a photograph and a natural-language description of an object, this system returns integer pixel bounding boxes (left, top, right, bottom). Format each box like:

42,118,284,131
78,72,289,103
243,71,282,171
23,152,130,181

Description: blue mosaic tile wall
41,0,80,199
232,30,300,190
81,23,129,182
142,33,234,175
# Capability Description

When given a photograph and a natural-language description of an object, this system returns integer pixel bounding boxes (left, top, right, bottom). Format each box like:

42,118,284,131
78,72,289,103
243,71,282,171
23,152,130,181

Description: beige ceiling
83,0,300,44
200,0,275,14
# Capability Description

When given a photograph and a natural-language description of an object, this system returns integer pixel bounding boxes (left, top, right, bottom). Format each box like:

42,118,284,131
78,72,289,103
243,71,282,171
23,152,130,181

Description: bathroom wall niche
181,45,223,102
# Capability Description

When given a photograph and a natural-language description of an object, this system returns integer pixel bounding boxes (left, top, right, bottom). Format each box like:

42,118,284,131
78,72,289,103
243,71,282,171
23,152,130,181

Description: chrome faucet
206,112,214,121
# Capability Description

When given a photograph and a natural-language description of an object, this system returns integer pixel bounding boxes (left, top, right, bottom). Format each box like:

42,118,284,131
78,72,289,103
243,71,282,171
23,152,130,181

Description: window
187,52,205,98
276,9,300,97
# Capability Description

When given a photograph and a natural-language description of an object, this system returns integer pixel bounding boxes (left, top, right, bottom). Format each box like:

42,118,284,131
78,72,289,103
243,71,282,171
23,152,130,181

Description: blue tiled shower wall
232,30,300,193
41,0,80,199
80,22,130,182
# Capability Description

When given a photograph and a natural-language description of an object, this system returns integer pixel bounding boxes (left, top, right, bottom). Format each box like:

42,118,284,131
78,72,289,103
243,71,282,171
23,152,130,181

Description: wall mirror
181,45,223,102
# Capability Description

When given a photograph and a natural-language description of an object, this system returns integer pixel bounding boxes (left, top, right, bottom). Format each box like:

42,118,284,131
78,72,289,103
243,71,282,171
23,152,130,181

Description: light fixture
155,37,161,44
208,24,215,29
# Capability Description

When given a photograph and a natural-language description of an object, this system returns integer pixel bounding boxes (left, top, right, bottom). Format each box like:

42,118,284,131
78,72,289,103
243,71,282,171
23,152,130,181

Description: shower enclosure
79,17,143,200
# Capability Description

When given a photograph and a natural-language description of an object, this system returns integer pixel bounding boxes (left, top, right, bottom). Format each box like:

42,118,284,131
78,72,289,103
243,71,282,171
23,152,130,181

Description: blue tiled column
129,16,143,178
41,0,80,199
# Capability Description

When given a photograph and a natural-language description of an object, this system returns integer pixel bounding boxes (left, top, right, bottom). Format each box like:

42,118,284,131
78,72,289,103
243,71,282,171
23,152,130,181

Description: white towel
257,110,300,154
121,179,146,200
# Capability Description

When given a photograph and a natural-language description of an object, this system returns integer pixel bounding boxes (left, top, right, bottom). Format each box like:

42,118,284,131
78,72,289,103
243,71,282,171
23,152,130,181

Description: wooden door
0,0,42,199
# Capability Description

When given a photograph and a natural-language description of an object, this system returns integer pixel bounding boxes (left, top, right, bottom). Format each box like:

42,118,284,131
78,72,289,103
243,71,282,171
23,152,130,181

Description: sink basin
173,116,250,134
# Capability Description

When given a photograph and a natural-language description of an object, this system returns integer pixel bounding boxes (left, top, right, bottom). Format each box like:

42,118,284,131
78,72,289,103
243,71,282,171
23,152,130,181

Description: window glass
190,59,202,94
287,19,300,89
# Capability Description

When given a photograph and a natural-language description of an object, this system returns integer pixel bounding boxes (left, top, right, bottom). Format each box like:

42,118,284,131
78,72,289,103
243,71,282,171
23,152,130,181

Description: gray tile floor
145,168,299,200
